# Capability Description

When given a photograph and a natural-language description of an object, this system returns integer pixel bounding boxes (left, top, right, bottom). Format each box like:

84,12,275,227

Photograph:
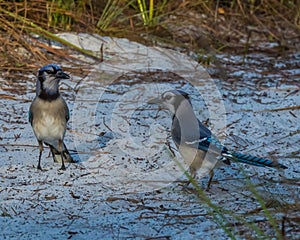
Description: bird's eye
45,70,52,74
164,95,172,101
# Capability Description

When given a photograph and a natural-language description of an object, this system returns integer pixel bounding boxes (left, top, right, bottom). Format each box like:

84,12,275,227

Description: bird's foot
59,163,66,171
177,180,191,187
185,180,192,188
205,171,214,191
205,184,211,191
59,166,66,171
36,165,47,171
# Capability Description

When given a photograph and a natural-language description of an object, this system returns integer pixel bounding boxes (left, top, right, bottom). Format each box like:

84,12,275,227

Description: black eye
164,95,172,100
45,70,53,74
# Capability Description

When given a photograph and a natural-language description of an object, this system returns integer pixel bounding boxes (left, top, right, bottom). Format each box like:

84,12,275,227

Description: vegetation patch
0,0,299,73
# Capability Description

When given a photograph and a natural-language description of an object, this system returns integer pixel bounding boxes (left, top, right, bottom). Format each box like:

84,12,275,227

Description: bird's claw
59,165,66,171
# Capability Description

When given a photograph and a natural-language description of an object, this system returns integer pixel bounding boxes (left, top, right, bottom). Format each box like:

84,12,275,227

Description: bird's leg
184,166,197,187
58,139,66,171
206,170,214,190
37,140,43,170
190,167,197,180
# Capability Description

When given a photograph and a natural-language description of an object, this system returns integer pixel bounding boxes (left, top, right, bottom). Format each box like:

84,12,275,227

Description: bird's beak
56,70,70,79
147,97,163,105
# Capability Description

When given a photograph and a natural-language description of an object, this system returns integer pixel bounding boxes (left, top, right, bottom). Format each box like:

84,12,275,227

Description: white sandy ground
0,34,299,239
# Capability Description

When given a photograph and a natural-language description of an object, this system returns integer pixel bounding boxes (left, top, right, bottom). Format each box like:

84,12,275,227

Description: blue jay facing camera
148,90,287,187
29,64,74,170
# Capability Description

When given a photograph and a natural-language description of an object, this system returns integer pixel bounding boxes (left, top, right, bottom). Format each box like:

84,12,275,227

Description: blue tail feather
230,152,287,169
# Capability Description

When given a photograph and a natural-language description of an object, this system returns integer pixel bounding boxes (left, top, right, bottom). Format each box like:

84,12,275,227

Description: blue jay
148,90,287,187
29,64,74,170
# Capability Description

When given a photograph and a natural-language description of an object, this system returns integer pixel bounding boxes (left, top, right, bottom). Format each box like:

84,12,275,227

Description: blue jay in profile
148,90,287,187
29,64,74,170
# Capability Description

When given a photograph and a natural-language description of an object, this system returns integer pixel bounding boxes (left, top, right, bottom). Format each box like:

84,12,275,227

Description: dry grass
0,0,299,74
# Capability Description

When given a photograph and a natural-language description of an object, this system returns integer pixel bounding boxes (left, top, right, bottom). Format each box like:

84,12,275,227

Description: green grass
47,0,73,30
96,0,133,31
133,0,168,27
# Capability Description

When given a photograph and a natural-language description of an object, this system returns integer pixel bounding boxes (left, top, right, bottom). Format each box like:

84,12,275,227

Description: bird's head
36,64,70,99
148,90,191,114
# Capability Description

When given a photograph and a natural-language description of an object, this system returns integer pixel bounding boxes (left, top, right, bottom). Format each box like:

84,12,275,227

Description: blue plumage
39,64,61,72
148,89,287,185
230,152,287,169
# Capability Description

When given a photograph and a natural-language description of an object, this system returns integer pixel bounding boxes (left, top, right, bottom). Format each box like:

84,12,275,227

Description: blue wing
195,135,228,154
172,116,228,153
63,100,70,122
28,106,33,126
171,112,287,169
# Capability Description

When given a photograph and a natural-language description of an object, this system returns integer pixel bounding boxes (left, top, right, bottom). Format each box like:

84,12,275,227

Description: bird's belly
33,114,66,145
178,144,219,175
178,145,202,165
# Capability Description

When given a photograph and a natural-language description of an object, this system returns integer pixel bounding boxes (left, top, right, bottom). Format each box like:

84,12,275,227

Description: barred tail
49,143,74,163
229,152,287,169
